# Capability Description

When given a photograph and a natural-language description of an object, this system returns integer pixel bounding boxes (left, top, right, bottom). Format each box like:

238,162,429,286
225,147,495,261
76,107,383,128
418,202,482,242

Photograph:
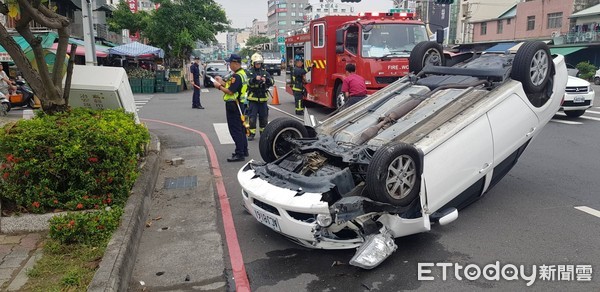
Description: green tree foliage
246,36,271,47
107,1,150,34
576,61,597,81
142,0,228,65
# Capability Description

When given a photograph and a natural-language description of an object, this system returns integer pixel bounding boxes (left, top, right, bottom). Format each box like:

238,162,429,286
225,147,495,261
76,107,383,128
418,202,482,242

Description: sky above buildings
214,0,394,28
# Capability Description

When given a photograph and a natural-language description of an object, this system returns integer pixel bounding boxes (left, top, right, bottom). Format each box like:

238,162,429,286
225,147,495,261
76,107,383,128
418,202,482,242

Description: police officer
213,54,249,162
291,56,308,115
189,57,204,109
246,53,274,141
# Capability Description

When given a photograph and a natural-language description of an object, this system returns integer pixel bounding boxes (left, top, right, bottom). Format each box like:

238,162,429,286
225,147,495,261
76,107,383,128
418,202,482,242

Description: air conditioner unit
551,31,560,37
454,39,462,44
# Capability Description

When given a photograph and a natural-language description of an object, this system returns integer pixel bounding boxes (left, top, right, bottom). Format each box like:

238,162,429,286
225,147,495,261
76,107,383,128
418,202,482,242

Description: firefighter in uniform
246,53,274,141
291,56,308,115
213,54,249,162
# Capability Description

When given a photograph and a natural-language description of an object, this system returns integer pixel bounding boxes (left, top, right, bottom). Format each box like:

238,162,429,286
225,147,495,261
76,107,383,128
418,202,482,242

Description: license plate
574,96,585,103
254,208,281,232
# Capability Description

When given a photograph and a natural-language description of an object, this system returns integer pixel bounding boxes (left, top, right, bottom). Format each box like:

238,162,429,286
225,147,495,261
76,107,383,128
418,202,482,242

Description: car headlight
365,80,372,85
588,85,593,92
349,227,397,269
316,214,333,227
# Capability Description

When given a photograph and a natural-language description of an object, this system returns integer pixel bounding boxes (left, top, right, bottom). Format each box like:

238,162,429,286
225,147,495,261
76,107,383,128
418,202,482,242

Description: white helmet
251,53,264,65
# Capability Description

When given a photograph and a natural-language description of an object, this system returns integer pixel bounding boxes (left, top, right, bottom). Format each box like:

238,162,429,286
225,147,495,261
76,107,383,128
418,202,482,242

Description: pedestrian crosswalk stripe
279,86,286,90
550,119,582,125
213,123,234,144
586,110,600,115
201,89,209,93
555,112,600,122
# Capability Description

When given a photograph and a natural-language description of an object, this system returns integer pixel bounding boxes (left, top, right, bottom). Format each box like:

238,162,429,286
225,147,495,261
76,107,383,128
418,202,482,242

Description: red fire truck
285,12,430,108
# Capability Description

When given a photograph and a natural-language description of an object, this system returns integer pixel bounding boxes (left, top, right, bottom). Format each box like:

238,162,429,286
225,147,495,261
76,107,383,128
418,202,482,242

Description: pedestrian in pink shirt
340,63,367,110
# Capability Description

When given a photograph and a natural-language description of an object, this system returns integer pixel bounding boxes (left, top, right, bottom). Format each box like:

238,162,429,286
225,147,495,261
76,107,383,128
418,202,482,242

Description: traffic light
435,0,454,4
341,0,361,2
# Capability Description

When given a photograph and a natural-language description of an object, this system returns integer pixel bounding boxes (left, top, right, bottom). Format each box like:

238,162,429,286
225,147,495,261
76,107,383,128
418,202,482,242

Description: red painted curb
142,119,251,292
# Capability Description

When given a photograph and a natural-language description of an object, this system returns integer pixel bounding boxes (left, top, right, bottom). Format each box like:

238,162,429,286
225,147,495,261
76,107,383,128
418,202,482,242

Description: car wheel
595,77,600,85
510,41,552,94
334,83,345,109
408,41,445,74
564,110,585,118
259,117,309,163
366,142,421,206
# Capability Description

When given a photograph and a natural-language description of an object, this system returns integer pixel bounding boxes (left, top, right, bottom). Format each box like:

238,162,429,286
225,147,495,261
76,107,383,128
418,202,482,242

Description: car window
207,64,227,71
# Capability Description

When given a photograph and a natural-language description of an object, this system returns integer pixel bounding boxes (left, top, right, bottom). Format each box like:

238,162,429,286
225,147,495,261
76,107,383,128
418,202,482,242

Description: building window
313,23,324,48
299,12,303,16
547,12,562,29
341,9,346,12
300,3,303,8
279,29,285,33
316,8,321,12
507,18,511,25
279,20,286,25
481,22,487,35
497,20,503,34
292,3,296,8
291,12,296,16
279,12,287,17
527,16,535,31
278,3,286,8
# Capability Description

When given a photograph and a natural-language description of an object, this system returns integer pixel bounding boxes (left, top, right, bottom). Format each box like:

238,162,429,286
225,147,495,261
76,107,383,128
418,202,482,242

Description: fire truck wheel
334,83,345,109
409,41,445,74
259,117,309,163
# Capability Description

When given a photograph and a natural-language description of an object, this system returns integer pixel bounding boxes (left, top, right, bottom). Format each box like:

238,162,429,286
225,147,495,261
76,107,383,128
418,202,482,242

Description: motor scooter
9,77,36,108
0,93,10,115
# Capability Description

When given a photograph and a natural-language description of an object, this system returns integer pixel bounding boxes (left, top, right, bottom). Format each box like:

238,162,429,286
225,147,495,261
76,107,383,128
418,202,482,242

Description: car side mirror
336,29,345,45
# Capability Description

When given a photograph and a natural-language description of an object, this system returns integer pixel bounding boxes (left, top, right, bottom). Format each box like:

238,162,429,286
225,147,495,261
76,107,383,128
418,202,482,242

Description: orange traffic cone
271,86,280,105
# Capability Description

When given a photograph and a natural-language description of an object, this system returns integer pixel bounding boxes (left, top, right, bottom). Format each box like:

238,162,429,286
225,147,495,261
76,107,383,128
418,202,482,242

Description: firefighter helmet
251,53,264,65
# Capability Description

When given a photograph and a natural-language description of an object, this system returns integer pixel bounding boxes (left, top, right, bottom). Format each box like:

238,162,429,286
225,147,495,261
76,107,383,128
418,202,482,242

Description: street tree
107,1,150,35
0,0,75,113
245,36,270,48
109,0,229,66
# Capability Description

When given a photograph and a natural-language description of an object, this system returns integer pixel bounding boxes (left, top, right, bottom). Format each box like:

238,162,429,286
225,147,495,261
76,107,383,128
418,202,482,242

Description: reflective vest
223,69,248,102
247,68,272,103
292,67,307,92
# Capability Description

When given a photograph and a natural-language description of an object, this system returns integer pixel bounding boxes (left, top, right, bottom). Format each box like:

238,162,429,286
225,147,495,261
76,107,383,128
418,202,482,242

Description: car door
424,115,494,212
487,93,539,166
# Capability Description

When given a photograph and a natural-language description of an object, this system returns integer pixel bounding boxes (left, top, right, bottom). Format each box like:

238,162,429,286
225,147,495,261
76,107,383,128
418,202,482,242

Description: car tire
334,82,345,109
510,41,552,94
408,41,445,74
366,142,421,206
565,110,585,118
595,77,600,85
259,117,309,163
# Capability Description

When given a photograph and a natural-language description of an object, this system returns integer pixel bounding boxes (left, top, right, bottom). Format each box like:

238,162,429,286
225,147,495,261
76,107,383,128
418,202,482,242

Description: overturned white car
238,41,567,269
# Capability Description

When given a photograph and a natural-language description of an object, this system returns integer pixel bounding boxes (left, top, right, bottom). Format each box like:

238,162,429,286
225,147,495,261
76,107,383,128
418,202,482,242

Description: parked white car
562,76,594,117
594,68,600,85
238,41,567,269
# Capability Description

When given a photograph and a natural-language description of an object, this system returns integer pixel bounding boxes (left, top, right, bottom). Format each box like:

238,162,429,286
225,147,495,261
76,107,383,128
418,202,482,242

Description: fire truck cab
285,12,430,108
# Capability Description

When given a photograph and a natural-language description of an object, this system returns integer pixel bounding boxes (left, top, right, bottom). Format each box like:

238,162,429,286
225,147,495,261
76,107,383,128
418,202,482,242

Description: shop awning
0,32,58,62
550,46,587,56
49,42,108,58
485,42,519,53
108,41,164,58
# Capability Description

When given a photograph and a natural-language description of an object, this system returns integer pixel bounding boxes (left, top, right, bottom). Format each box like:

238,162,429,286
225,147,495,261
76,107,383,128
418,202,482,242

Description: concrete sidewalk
129,146,227,291
0,233,43,291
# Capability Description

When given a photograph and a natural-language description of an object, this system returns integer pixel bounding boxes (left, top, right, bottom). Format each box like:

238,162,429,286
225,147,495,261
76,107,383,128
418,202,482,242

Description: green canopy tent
0,32,67,75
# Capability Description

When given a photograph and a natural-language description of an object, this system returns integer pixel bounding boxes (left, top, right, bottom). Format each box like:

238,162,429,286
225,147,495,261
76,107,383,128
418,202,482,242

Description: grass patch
20,238,107,292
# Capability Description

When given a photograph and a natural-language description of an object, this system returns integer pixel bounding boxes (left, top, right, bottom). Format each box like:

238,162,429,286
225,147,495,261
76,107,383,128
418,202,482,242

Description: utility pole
81,0,98,66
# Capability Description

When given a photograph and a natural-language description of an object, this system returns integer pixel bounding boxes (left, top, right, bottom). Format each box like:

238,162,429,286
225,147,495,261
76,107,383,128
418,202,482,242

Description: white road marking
275,79,286,84
550,119,582,125
555,112,600,122
575,206,600,218
267,105,303,121
213,123,234,144
135,101,148,104
585,110,600,115
201,89,209,93
279,86,286,90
